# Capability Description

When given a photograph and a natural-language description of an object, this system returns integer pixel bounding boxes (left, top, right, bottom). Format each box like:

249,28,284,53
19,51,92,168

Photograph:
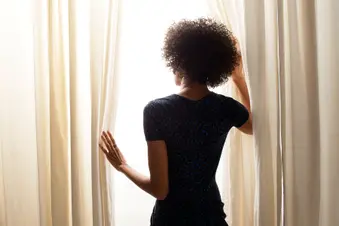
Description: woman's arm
232,76,253,135
231,43,253,135
119,140,168,200
100,131,169,200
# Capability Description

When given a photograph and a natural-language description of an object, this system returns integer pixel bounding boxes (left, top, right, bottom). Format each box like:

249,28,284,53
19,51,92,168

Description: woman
100,18,253,226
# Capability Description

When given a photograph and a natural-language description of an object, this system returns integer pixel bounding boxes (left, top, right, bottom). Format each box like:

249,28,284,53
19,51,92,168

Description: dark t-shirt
143,92,249,226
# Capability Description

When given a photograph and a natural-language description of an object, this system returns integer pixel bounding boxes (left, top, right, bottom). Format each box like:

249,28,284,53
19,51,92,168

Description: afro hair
162,18,240,88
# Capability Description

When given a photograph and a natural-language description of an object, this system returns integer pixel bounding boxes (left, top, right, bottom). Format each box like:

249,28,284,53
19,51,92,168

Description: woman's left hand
99,131,127,172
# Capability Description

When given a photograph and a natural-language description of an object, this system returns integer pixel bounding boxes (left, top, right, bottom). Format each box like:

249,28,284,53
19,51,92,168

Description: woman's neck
178,81,210,100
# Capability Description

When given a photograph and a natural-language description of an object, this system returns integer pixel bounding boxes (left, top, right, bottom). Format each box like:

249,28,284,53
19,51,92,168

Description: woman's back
143,92,249,225
99,18,252,226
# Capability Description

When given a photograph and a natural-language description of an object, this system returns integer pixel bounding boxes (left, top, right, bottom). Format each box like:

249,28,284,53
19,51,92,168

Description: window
113,1,227,224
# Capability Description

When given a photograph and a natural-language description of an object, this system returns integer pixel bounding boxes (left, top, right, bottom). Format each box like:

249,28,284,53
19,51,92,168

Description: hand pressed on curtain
99,131,127,172
99,130,169,200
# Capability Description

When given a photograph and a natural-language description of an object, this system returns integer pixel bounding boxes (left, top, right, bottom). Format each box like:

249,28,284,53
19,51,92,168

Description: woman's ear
174,72,182,86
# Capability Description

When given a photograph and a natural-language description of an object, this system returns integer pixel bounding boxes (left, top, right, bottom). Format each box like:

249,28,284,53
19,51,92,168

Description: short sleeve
227,98,249,128
143,101,164,141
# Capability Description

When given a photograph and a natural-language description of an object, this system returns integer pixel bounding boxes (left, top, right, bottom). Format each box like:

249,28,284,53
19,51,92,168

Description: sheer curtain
228,0,339,226
207,1,256,226
0,0,247,225
0,0,121,225
3,0,338,226
0,0,235,225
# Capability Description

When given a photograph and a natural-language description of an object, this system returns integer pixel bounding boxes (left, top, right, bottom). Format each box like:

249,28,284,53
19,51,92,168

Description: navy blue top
143,92,249,226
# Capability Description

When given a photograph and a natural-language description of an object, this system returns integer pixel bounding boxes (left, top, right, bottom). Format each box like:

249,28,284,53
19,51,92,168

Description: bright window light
113,1,227,225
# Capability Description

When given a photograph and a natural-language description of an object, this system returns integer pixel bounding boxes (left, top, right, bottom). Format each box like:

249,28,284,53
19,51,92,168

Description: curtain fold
1,1,41,225
278,0,339,225
278,0,320,225
209,1,282,226
316,1,339,225
0,0,121,225
242,1,282,226
220,0,339,226
33,0,121,225
207,2,256,226
2,0,338,225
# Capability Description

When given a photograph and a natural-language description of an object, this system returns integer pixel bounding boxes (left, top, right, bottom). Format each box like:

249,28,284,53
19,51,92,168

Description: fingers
101,131,114,151
98,131,126,171
107,132,120,154
99,139,117,161
101,132,110,148
99,142,121,169
107,132,124,161
99,131,113,156
107,131,116,147
103,131,118,150
99,143,108,154
100,131,119,159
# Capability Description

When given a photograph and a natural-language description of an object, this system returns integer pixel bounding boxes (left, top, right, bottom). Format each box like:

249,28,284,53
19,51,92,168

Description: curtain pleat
0,0,121,225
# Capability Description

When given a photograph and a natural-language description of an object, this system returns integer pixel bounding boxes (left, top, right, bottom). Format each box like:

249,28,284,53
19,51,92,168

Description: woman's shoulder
213,93,239,104
205,92,235,105
143,94,177,115
209,93,246,113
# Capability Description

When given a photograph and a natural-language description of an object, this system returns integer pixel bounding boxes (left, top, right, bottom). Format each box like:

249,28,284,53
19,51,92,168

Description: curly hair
162,18,240,88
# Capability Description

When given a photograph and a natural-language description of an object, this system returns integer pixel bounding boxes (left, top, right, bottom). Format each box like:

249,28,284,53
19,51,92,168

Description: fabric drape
0,0,121,225
242,1,282,226
207,1,256,226
210,1,339,226
278,0,339,225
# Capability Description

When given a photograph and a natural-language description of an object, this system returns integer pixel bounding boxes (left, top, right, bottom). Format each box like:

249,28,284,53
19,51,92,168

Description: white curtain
241,1,283,226
2,0,338,226
216,0,339,226
207,2,256,226
0,0,121,225
277,0,339,225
